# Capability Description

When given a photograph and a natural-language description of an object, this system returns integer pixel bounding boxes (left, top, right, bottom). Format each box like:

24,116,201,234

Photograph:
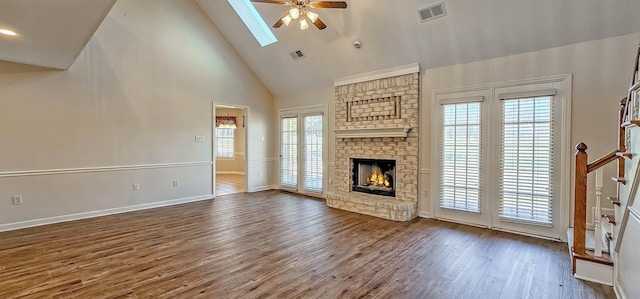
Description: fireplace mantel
334,127,411,139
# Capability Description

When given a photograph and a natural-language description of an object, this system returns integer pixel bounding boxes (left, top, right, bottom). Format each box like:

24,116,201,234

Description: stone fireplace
327,66,419,221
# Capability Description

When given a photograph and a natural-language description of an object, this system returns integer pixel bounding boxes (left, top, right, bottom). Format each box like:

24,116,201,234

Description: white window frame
439,97,484,213
216,127,235,159
280,115,299,190
433,90,491,227
498,92,556,225
431,74,572,240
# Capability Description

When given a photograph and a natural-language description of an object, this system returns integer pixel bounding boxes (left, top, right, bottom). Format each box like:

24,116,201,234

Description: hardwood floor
0,190,614,298
216,174,246,196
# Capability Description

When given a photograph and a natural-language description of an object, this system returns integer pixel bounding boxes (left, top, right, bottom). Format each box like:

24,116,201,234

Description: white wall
0,0,275,230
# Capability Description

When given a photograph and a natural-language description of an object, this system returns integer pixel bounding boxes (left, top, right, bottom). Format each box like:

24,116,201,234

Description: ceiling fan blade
272,11,291,28
250,0,289,5
308,1,347,9
313,17,327,30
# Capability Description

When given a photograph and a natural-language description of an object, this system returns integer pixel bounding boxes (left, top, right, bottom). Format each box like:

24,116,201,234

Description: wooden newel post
574,142,588,255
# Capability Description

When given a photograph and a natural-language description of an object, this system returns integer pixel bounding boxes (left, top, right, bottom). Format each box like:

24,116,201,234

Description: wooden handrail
587,150,618,173
573,69,633,266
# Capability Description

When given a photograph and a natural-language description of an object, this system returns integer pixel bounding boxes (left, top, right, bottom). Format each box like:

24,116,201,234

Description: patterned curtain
216,116,237,127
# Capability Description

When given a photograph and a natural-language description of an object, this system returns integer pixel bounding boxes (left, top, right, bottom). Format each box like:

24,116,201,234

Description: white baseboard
614,279,627,299
248,185,278,192
0,194,214,232
419,211,433,218
216,171,245,175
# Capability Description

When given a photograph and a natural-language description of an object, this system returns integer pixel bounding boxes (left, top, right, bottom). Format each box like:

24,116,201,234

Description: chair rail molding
0,161,213,178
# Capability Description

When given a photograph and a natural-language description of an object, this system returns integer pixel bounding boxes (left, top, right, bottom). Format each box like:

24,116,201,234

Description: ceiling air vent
290,49,305,60
419,2,446,23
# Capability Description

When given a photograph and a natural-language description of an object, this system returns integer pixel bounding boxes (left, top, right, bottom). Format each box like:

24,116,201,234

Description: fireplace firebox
352,158,396,197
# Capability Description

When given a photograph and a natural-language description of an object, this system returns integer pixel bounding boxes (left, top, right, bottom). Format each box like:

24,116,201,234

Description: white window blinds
500,96,554,224
280,117,298,189
216,128,235,158
440,102,482,212
303,115,323,193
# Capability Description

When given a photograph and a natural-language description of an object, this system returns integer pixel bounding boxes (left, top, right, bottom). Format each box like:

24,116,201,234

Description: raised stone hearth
327,66,419,221
327,191,417,221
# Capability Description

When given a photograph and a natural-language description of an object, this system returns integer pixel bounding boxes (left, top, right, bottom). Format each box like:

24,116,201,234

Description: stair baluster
593,168,603,257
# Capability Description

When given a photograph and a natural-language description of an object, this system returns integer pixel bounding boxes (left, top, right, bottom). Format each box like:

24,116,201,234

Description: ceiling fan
251,0,348,31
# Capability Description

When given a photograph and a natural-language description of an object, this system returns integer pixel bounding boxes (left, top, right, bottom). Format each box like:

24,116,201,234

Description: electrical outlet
173,180,179,187
12,195,23,205
195,135,205,142
133,184,140,191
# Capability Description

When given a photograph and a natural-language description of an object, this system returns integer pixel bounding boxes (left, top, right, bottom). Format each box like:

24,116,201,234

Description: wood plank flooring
0,190,614,298
216,174,246,196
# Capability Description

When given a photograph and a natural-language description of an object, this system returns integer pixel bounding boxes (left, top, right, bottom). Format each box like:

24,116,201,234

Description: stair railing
574,146,618,255
573,99,627,257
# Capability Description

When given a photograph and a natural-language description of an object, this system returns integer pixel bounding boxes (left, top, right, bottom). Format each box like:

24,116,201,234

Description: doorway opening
214,104,247,196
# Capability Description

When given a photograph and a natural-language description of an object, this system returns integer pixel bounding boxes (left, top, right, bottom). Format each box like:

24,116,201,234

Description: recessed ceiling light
0,29,17,36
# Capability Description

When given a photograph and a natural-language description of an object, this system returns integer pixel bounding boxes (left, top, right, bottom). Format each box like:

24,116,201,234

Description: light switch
261,137,265,142
195,135,205,142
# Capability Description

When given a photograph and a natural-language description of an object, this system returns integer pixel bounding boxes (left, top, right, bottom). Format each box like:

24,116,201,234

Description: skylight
227,0,277,47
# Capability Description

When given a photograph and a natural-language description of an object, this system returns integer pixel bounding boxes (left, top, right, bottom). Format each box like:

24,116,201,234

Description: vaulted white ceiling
1,0,639,95
198,0,640,96
0,0,116,69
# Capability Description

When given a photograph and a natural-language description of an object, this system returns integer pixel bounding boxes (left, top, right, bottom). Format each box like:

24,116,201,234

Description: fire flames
367,169,391,188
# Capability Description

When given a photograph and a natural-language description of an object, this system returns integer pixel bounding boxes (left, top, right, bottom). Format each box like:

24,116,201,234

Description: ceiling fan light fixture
306,11,319,23
0,29,17,36
300,18,309,30
289,7,300,19
282,15,293,26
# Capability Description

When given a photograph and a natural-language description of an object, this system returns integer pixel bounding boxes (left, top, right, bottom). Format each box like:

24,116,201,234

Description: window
280,117,298,189
499,96,553,224
440,101,482,212
216,128,235,158
303,114,323,193
433,75,570,239
227,0,277,47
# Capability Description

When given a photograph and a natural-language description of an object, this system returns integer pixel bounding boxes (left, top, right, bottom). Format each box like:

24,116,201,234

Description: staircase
567,210,616,285
570,42,640,291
